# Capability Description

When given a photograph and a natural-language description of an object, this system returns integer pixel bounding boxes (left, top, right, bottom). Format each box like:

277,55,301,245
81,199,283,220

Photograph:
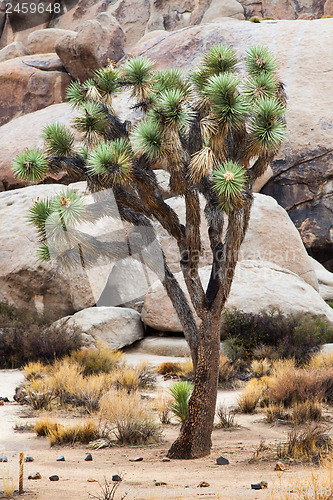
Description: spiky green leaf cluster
122,56,154,101
72,101,108,146
248,97,286,154
154,88,195,131
27,198,53,240
93,67,122,97
44,189,87,238
66,81,86,108
243,72,278,102
212,161,247,212
131,119,164,160
87,139,134,186
202,43,239,76
203,73,247,129
42,122,74,157
152,68,191,98
245,46,278,75
12,148,48,182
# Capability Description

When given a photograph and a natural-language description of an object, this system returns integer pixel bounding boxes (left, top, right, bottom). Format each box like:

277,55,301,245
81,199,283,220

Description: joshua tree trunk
167,312,221,459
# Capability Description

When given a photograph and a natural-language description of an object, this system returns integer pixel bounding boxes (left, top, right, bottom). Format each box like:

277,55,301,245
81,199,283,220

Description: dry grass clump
34,417,64,437
35,416,100,445
72,344,123,375
22,360,46,381
99,390,162,445
264,402,287,423
215,405,238,428
157,359,194,379
292,399,323,425
237,379,267,413
157,362,181,376
218,353,237,387
154,392,173,424
251,358,271,378
307,351,333,370
25,377,55,410
278,424,333,462
48,420,100,446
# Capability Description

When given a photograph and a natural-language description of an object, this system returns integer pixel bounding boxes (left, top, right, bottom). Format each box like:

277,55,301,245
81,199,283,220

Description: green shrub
169,381,194,422
0,303,82,368
221,308,333,362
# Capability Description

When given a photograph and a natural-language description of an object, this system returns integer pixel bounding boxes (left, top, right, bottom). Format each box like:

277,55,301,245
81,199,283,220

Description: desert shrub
215,405,238,428
34,417,63,437
218,353,238,386
177,358,194,379
25,377,56,410
264,402,286,423
157,362,181,376
72,344,123,375
136,362,157,388
89,477,123,500
308,351,333,369
278,424,333,462
154,392,173,424
47,358,84,405
48,420,100,446
0,303,82,368
221,309,333,362
110,366,140,392
99,390,162,445
267,365,326,407
237,379,267,413
169,381,193,423
22,360,47,381
262,16,276,20
292,399,322,425
251,358,271,378
249,16,261,22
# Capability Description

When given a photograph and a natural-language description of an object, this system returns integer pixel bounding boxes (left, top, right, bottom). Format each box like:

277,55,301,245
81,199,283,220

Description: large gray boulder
142,261,333,332
51,306,144,349
0,182,124,319
310,257,333,302
156,193,318,289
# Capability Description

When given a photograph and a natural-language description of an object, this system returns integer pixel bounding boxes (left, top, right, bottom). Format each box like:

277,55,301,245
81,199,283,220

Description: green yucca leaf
72,101,108,146
42,122,74,157
45,189,87,236
203,73,247,129
152,68,191,98
78,145,89,160
131,118,164,159
87,139,134,186
122,56,154,86
212,160,247,212
66,80,85,108
27,198,53,240
37,242,51,262
155,88,195,130
93,67,122,97
12,148,48,182
245,46,278,75
190,67,211,94
248,97,286,154
202,43,239,76
243,72,278,102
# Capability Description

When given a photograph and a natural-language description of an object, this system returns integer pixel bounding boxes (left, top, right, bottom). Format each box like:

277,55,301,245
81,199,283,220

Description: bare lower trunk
167,314,220,459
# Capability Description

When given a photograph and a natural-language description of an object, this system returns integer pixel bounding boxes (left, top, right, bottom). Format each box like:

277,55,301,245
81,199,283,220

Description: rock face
52,306,144,349
155,193,318,289
310,258,333,302
0,41,27,62
131,19,333,271
142,261,333,332
0,103,78,191
238,0,332,19
201,0,245,22
26,28,76,55
55,13,125,81
0,182,125,319
0,53,70,126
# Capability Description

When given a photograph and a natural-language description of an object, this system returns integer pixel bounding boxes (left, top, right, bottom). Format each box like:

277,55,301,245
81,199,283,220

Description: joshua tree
13,44,286,459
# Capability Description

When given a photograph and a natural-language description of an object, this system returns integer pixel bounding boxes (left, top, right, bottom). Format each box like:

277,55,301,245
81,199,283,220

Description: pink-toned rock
0,41,27,62
0,103,78,191
55,13,125,81
201,0,245,22
0,53,70,126
26,28,76,55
